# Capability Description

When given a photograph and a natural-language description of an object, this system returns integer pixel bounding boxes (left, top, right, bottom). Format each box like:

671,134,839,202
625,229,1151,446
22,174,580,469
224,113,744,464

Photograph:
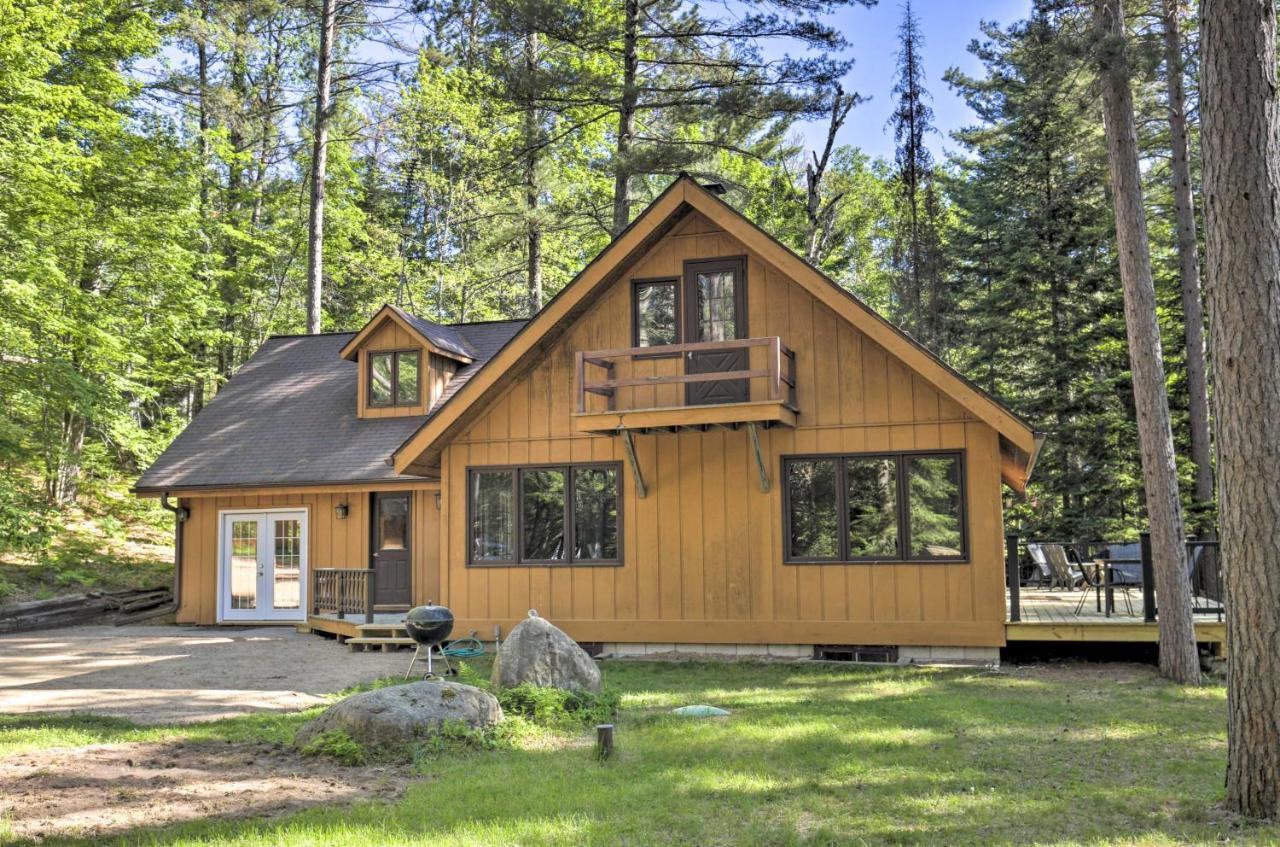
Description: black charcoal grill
403,602,456,680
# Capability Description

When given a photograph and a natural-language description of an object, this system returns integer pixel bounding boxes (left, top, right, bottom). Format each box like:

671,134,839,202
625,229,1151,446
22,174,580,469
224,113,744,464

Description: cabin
135,175,1047,663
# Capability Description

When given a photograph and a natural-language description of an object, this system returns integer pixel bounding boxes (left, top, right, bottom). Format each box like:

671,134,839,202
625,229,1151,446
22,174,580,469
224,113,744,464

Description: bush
496,684,619,731
298,729,367,766
0,474,57,558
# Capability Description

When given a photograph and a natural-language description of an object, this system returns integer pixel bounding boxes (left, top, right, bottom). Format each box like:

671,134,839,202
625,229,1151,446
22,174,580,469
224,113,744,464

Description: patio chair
1025,543,1054,588
1091,542,1141,617
1042,544,1080,591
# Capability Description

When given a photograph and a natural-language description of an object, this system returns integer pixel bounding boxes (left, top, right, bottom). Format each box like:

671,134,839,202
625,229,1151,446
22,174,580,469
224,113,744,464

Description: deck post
1139,531,1156,623
366,567,377,624
1006,533,1021,622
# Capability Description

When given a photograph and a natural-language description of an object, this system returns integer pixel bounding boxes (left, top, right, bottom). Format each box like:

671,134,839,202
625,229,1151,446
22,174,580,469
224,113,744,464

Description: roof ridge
447,318,531,327
266,331,357,340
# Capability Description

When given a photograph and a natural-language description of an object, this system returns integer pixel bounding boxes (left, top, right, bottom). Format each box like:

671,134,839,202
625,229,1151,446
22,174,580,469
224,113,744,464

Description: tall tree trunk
1162,0,1215,530
612,0,639,237
192,0,211,415
1094,0,1200,685
805,86,855,265
524,28,543,313
306,0,337,335
1201,0,1280,818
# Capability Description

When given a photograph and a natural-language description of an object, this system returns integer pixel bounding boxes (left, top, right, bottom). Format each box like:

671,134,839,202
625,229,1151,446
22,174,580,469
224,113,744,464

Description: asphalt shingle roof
135,317,526,492
393,306,477,360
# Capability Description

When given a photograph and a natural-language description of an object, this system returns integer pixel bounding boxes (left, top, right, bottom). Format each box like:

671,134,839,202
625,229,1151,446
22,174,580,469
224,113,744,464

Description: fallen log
0,586,173,633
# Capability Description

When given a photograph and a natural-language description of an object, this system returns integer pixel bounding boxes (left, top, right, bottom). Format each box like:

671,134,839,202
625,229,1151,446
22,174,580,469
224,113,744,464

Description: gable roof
339,304,476,363
391,175,1040,489
135,319,527,494
135,333,430,493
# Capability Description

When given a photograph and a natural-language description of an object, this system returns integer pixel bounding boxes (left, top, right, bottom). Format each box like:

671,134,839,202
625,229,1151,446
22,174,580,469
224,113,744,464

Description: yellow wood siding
176,485,439,625
438,212,1006,647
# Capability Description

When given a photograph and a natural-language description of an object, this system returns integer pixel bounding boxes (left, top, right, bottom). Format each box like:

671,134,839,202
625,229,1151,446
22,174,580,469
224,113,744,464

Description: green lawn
3,659,1277,846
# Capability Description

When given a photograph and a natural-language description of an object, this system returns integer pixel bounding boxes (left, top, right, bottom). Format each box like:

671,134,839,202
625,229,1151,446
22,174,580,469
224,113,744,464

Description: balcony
572,336,798,436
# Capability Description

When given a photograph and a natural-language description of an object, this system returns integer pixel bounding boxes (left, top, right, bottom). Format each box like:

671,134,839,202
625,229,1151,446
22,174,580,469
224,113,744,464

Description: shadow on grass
9,661,1274,847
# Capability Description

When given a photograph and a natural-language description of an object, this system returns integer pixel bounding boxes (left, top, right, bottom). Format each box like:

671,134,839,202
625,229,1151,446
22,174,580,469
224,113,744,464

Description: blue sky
797,0,1032,162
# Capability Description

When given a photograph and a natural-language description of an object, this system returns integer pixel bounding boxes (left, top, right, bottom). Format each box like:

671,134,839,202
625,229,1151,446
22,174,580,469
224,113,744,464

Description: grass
3,659,1279,846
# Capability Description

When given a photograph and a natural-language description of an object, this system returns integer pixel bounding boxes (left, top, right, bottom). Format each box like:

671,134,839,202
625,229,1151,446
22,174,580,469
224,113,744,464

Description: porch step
346,636,416,652
356,623,408,636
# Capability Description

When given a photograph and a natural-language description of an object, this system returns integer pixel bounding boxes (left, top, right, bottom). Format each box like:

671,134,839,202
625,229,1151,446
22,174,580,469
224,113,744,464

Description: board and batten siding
438,212,1007,647
175,484,440,625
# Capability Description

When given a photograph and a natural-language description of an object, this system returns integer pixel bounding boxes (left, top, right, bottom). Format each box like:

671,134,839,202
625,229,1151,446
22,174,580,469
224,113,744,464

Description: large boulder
296,681,502,749
492,613,602,693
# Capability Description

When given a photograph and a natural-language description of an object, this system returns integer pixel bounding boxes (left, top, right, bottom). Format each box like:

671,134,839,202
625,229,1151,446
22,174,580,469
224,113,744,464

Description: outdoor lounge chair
1042,544,1082,591
1025,543,1055,588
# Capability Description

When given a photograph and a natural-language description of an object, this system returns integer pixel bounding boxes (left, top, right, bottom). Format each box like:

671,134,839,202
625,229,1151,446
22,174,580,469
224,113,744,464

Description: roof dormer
341,304,475,419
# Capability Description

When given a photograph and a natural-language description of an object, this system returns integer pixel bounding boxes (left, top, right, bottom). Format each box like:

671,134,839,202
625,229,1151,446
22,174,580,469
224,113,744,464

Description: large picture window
783,452,966,563
469,464,621,566
368,349,421,407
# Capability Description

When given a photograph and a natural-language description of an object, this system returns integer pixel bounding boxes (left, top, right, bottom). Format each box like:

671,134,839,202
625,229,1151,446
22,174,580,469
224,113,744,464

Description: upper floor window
633,279,678,348
369,350,420,407
783,451,967,563
468,463,622,566
630,256,747,350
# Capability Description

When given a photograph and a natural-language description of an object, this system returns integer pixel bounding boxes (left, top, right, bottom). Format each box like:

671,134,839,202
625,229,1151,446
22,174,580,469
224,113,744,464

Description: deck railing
311,567,376,623
574,336,796,414
1005,533,1224,623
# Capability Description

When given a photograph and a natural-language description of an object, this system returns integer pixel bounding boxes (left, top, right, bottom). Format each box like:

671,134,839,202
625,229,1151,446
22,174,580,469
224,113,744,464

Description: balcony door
219,510,307,622
683,257,748,405
371,492,412,609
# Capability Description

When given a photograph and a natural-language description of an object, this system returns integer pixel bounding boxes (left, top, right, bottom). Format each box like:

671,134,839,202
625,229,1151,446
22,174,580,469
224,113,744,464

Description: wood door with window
683,257,748,405
371,492,412,608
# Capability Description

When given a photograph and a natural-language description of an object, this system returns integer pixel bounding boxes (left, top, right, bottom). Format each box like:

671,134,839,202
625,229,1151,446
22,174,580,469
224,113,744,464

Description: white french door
219,510,308,622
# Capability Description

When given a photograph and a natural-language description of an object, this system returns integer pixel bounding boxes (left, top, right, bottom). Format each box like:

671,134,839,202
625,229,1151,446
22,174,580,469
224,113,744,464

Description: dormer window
369,350,421,407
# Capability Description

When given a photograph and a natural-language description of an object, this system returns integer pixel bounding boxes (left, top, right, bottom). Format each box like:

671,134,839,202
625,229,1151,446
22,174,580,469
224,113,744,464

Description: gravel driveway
0,624,408,724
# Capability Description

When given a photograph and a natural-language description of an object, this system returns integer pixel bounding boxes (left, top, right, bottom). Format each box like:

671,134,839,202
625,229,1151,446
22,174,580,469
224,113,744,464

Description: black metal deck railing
1005,533,1223,624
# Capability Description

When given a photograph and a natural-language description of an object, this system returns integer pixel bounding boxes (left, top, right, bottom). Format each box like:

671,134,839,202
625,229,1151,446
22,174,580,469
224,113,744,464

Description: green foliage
944,3,1146,540
299,729,367,766
496,683,619,731
0,472,58,557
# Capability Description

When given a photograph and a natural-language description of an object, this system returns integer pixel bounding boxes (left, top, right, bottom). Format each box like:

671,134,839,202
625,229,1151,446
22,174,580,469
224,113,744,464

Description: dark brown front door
371,492,411,608
683,257,748,405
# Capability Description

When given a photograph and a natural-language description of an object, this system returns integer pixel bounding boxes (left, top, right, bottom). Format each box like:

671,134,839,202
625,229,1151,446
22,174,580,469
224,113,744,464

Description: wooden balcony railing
311,567,376,623
574,336,796,414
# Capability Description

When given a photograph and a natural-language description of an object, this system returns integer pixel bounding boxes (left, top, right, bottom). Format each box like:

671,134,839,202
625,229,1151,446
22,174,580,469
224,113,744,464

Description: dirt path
0,739,411,842
0,625,408,724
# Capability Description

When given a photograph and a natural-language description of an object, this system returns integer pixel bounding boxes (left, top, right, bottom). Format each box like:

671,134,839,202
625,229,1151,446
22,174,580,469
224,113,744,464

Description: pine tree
946,3,1141,541
1201,0,1280,817
1093,0,1199,684
887,0,947,349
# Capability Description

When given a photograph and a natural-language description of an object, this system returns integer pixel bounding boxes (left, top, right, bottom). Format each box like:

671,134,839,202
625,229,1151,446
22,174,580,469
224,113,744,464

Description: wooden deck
300,612,406,642
1006,587,1226,646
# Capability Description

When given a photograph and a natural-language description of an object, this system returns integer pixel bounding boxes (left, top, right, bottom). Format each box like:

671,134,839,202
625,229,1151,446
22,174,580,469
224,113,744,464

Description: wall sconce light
434,492,442,509
335,503,349,520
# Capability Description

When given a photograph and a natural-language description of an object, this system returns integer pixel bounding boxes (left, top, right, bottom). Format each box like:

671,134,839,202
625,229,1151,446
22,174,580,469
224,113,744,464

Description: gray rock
296,681,502,749
492,613,602,693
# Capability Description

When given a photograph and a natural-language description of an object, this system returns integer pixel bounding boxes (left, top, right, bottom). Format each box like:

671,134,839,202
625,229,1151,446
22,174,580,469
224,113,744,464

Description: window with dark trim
783,451,967,563
632,279,678,348
368,349,421,407
468,463,622,566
